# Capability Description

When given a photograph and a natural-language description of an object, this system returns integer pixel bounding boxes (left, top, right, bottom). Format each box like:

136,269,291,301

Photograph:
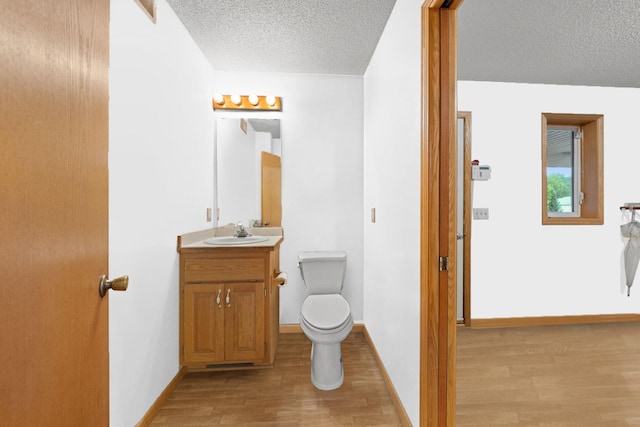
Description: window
541,113,604,225
546,125,581,216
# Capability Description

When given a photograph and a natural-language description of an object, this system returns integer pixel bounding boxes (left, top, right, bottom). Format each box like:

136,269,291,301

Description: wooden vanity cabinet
179,244,281,370
183,281,265,364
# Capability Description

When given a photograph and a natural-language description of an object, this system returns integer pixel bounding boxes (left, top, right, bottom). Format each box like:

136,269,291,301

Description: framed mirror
215,118,281,227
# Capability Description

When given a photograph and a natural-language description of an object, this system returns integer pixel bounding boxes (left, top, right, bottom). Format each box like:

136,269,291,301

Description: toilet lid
301,294,351,330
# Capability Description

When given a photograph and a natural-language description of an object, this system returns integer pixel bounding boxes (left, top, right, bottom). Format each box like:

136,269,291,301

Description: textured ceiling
459,0,640,88
166,0,397,75
166,0,640,88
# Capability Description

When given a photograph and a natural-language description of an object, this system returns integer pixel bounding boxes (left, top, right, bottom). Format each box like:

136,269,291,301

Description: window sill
542,216,603,225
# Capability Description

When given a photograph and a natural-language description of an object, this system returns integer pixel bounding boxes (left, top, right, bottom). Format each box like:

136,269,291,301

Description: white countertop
177,226,283,250
181,234,283,249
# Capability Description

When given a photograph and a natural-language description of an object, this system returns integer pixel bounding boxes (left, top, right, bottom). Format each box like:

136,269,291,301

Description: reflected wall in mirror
216,118,281,227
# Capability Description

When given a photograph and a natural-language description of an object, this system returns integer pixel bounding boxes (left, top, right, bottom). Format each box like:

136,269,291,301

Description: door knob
99,275,129,297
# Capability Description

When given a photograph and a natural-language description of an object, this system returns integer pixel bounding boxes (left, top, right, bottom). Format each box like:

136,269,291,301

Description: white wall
109,1,215,425
459,81,640,319
214,71,365,325
363,0,423,424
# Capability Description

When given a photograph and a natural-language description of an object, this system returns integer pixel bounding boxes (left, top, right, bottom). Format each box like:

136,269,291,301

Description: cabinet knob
216,289,222,308
226,289,231,307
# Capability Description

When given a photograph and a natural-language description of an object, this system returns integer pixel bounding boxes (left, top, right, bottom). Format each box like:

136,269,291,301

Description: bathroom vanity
177,227,284,371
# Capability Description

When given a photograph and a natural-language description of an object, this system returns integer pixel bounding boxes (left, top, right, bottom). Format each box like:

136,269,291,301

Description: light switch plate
473,208,489,220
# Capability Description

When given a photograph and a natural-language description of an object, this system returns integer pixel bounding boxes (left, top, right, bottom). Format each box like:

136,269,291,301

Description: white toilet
298,251,353,390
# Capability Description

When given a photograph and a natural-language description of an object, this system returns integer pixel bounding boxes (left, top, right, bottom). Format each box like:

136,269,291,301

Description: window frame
541,113,604,225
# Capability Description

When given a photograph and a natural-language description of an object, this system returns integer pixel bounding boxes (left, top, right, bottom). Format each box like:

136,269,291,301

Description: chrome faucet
235,222,250,238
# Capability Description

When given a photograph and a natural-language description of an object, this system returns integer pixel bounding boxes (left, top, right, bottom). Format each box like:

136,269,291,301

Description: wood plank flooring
150,332,404,426
456,322,640,426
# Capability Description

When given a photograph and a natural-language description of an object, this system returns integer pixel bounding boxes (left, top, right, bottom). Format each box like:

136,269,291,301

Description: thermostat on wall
472,164,491,180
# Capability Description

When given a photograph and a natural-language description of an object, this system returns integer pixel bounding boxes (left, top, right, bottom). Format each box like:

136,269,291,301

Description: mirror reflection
216,118,281,227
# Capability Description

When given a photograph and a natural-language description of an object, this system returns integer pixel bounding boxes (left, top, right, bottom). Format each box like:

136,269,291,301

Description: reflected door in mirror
261,152,281,227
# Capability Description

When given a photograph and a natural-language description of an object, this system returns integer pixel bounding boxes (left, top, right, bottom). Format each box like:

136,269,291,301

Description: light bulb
230,94,242,105
213,93,225,105
266,95,276,106
248,94,259,106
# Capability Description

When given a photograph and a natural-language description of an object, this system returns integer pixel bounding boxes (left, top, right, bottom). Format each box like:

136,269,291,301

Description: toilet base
310,341,344,390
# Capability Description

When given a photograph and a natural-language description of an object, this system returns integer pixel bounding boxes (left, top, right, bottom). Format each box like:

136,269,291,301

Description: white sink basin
203,236,270,245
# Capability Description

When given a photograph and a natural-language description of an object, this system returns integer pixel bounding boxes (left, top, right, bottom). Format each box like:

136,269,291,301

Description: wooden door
183,284,226,364
421,1,462,426
261,152,282,227
0,1,110,425
224,282,265,362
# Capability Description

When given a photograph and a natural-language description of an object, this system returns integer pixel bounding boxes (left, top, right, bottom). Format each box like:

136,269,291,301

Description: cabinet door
184,284,225,364
224,282,265,362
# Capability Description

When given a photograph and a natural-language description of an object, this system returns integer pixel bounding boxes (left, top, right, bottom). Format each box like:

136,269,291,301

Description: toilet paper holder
273,271,287,287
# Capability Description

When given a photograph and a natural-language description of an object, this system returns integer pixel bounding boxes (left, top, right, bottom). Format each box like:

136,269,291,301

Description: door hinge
264,288,267,297
439,256,448,271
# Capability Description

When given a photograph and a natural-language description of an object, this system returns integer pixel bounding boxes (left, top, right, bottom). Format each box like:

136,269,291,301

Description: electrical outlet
473,208,489,220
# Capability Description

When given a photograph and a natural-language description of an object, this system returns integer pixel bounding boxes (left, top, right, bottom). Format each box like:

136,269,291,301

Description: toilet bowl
298,251,353,390
300,294,353,390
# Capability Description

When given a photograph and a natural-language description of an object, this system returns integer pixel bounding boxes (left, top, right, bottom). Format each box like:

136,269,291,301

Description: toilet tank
298,251,347,294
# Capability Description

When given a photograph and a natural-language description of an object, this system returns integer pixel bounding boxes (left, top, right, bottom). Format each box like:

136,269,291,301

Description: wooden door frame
420,1,463,425
458,111,472,326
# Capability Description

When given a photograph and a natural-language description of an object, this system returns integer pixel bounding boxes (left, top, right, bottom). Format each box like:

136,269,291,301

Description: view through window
546,125,581,216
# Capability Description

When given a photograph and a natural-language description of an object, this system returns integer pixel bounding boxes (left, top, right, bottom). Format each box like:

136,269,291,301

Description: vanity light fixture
212,94,282,111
